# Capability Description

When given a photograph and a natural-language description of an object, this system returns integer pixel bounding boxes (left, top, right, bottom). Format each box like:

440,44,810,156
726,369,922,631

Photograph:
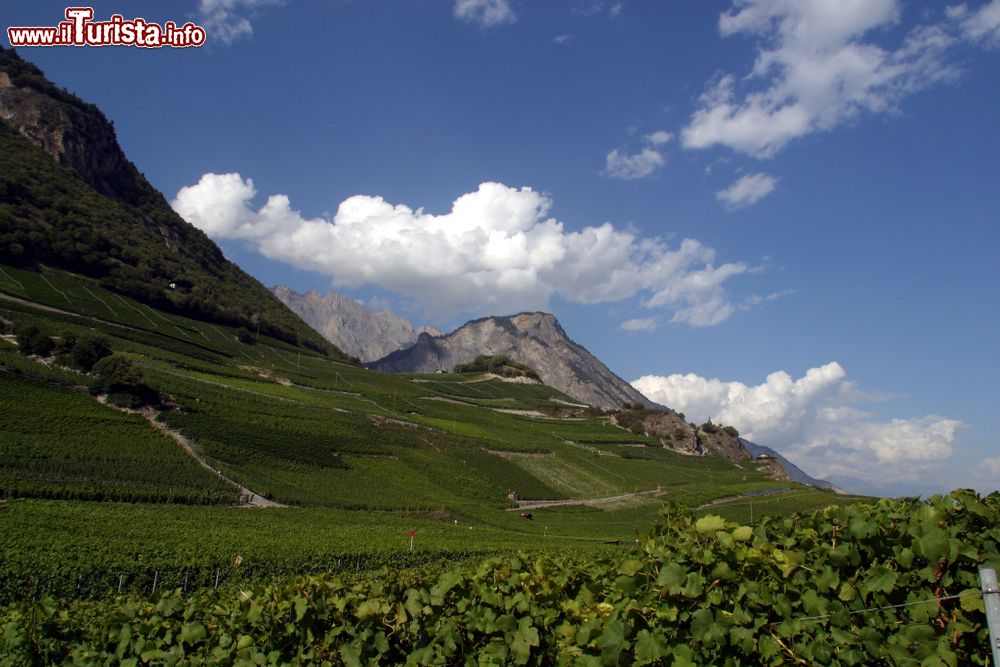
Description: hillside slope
0,46,336,354
370,311,659,410
273,285,441,362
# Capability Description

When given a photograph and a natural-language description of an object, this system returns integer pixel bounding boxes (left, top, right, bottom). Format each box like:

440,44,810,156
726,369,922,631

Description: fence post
980,568,1000,667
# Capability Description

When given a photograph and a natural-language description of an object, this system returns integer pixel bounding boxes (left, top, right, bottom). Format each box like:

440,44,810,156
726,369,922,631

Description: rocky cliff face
0,57,150,205
370,312,658,410
272,286,441,362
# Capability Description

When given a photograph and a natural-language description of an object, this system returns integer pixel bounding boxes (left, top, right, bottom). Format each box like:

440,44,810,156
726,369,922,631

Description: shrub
722,425,739,437
701,420,719,434
235,326,254,344
93,353,157,407
14,324,54,356
70,334,112,371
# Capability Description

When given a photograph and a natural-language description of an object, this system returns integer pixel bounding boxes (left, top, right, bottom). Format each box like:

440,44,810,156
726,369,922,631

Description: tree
70,334,112,371
722,425,739,438
14,324,54,356
235,326,254,344
54,329,78,365
93,354,156,407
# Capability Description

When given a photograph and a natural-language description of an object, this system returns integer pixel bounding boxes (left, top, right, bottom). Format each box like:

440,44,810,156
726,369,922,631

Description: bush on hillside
453,355,540,381
14,324,54,356
93,353,158,407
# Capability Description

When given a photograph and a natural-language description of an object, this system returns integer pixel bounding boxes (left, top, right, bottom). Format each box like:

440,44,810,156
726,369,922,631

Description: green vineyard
1,492,996,665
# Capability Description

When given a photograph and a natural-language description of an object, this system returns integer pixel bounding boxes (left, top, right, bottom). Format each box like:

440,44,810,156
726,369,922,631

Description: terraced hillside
0,262,862,600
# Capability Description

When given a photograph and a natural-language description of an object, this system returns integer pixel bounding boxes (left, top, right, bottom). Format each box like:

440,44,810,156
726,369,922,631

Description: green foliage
1,491,995,664
93,353,158,408
234,326,254,344
722,425,739,437
68,333,112,371
454,355,541,381
700,420,719,434
14,323,53,356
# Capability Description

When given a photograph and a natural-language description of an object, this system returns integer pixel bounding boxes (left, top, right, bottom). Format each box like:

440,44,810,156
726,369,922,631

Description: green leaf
863,567,898,595
732,525,753,542
695,515,726,533
633,629,668,665
179,622,206,645
510,617,539,665
619,559,645,576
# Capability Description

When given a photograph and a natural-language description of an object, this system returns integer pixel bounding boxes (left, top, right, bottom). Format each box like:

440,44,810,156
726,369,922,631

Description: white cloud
602,147,664,180
574,1,622,18
716,172,778,210
197,0,282,44
173,175,748,323
976,457,1000,478
602,131,673,180
949,0,1000,47
621,317,657,332
553,34,573,45
454,0,517,28
632,362,964,484
681,0,961,157
645,130,673,146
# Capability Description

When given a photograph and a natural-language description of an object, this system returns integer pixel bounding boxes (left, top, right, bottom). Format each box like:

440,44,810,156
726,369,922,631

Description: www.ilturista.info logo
7,7,206,48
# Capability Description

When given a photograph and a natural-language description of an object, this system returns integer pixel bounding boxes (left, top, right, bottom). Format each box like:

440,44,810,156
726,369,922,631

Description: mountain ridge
369,310,661,410
272,285,441,362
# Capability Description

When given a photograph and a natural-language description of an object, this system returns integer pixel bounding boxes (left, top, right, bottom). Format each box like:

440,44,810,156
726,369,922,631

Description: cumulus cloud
454,0,517,28
949,0,1000,47
681,0,961,157
621,317,657,332
976,457,1000,479
645,130,673,146
197,0,282,44
602,148,665,180
602,131,673,180
553,34,573,45
716,172,778,210
632,362,964,484
173,175,748,323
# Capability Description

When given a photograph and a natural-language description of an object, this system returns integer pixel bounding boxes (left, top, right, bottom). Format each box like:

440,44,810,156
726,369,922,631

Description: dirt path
94,394,286,508
139,408,286,508
507,488,663,511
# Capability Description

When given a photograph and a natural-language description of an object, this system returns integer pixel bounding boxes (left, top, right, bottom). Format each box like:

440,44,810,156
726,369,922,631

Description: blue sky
5,0,999,496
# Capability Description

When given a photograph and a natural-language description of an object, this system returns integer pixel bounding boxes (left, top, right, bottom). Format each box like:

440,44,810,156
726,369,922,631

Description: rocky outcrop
740,439,840,491
612,409,702,455
370,312,659,410
272,286,441,363
0,52,148,204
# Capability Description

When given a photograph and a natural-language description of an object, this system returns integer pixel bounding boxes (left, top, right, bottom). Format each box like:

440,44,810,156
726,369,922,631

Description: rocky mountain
739,439,842,492
272,285,442,362
369,311,659,410
0,46,335,354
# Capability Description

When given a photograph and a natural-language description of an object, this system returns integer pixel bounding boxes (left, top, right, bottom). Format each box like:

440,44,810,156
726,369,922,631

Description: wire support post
980,568,1000,667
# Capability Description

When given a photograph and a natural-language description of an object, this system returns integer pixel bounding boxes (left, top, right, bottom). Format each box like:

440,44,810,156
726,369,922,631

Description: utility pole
980,568,1000,667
